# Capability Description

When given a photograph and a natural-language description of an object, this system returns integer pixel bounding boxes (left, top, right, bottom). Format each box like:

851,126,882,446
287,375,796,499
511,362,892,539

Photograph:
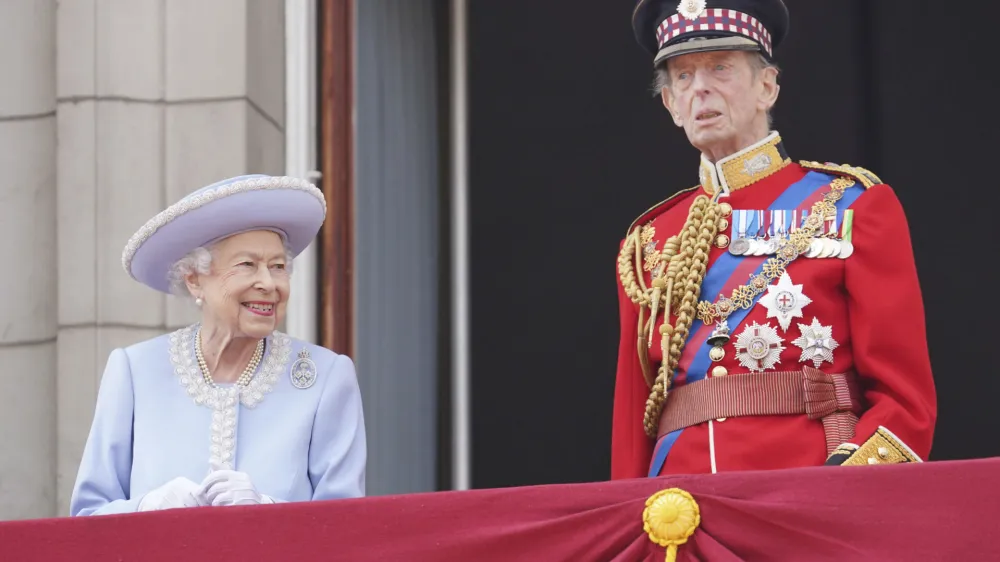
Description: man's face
661,50,778,159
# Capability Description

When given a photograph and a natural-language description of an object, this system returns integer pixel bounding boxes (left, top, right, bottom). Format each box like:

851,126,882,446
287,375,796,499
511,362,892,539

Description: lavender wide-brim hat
122,174,326,294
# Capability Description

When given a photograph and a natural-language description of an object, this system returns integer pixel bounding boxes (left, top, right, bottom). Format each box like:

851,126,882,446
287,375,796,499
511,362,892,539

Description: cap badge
677,0,707,20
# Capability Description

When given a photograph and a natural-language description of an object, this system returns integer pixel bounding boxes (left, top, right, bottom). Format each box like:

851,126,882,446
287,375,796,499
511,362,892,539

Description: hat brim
122,175,326,294
653,35,761,66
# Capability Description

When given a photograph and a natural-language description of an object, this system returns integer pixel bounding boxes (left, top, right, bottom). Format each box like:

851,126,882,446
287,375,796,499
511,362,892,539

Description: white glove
137,477,203,511
196,469,274,507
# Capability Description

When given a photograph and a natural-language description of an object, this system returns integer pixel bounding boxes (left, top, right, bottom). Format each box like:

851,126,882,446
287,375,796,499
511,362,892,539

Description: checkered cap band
656,9,773,56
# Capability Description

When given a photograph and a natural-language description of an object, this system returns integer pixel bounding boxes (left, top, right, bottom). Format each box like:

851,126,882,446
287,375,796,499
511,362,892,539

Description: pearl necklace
195,330,264,388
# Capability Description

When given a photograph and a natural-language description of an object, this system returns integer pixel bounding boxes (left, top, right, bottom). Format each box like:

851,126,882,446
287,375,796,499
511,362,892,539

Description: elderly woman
70,174,366,515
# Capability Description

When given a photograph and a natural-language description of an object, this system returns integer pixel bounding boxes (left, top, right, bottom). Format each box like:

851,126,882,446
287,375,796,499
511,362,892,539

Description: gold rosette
643,488,701,562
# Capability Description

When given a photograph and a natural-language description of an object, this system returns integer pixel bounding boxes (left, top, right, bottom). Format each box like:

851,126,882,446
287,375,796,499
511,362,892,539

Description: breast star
757,271,812,332
791,318,839,368
734,321,786,373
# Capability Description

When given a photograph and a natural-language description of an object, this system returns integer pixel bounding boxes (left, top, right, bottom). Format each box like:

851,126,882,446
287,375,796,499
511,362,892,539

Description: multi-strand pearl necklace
195,330,264,388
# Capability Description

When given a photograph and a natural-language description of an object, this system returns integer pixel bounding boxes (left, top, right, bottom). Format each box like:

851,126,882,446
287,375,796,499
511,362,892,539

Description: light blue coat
70,325,367,516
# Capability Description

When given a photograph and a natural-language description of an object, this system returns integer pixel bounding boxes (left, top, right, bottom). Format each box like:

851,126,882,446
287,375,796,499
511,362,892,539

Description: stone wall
0,0,285,520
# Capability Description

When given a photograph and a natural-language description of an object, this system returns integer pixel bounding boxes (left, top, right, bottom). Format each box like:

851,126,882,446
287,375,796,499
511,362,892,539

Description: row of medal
721,209,855,259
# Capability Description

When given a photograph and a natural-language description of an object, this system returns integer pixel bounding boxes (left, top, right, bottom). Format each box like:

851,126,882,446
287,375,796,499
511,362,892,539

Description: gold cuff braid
839,426,922,466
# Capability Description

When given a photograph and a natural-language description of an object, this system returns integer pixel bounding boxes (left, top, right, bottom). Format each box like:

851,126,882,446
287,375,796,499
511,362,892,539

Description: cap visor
653,36,760,65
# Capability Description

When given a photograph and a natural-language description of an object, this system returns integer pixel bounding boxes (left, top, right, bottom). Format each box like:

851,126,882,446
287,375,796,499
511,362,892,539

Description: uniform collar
699,131,791,197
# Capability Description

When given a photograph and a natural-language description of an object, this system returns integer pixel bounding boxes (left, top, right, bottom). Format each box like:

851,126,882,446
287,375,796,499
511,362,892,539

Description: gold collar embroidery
699,131,791,196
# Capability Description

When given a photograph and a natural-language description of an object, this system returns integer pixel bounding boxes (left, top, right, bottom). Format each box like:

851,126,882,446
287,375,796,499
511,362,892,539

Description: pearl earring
195,297,203,307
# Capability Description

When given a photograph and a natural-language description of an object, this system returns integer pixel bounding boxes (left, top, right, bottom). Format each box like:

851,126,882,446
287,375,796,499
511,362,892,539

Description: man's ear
661,86,683,127
758,66,780,112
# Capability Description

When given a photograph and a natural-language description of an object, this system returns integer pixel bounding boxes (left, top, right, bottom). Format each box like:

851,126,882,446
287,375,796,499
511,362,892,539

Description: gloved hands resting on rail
195,469,276,506
137,477,202,511
137,469,276,511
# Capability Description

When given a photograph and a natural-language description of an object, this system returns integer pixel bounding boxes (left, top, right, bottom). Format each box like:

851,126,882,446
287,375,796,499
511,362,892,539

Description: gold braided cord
624,227,658,386
642,196,720,438
616,194,721,437
619,232,682,309
662,250,686,321
619,229,650,306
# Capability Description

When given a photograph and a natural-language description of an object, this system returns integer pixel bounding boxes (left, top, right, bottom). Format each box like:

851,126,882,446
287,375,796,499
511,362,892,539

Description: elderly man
612,0,936,479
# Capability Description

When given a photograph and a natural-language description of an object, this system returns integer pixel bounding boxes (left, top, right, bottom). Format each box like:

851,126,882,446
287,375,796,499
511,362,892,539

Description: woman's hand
137,477,203,511
196,469,274,506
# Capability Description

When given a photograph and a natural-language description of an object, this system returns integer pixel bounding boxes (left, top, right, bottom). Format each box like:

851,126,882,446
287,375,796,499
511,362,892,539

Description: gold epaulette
839,426,922,466
626,185,700,235
799,160,883,189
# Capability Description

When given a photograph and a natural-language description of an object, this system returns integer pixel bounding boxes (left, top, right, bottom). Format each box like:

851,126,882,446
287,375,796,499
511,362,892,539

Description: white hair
166,239,295,298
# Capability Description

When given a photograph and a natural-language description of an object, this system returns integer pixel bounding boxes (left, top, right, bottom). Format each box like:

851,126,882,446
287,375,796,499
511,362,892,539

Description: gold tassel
664,277,674,329
636,306,654,388
648,253,674,347
647,276,666,348
651,251,684,347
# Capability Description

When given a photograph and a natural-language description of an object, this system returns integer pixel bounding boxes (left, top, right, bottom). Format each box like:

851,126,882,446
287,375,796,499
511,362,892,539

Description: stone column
0,0,58,520
56,0,169,517
55,0,285,516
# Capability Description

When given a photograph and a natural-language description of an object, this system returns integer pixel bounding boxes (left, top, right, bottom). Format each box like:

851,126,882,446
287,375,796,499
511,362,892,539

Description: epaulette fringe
799,160,882,189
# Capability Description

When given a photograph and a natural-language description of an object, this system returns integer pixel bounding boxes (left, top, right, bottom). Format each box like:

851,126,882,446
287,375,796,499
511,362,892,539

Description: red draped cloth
2,458,996,561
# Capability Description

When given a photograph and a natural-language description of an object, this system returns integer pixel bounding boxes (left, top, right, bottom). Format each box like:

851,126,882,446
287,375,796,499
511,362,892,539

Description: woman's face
193,230,290,339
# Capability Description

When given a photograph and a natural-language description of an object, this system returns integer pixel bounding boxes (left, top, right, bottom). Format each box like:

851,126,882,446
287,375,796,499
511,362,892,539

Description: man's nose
690,70,712,92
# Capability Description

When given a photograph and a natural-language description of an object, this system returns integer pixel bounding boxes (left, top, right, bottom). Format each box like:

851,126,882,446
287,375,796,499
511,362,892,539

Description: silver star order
734,321,786,373
792,318,839,368
757,271,812,332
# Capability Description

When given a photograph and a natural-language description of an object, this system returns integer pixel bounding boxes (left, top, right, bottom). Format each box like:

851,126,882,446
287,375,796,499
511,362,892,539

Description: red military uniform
611,133,937,479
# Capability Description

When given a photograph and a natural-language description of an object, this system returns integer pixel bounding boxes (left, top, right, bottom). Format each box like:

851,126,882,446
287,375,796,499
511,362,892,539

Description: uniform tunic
611,134,936,479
